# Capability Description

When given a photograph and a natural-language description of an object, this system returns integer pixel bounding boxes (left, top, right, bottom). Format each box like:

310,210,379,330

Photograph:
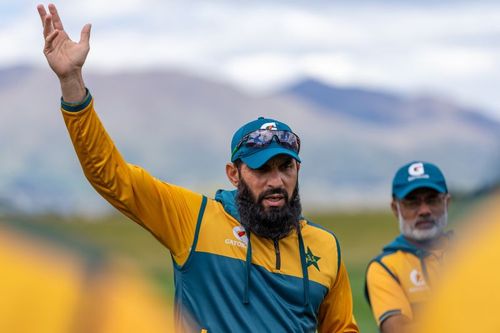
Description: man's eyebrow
256,163,270,171
403,192,421,199
405,192,441,199
276,159,293,168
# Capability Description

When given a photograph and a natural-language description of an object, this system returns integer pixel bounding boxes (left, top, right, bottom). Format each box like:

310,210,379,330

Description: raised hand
37,3,90,102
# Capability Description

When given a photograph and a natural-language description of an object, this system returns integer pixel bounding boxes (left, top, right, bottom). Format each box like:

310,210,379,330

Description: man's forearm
59,71,86,103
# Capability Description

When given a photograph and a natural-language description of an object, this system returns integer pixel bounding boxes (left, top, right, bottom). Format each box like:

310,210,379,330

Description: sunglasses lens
243,130,300,152
245,130,269,148
278,131,299,151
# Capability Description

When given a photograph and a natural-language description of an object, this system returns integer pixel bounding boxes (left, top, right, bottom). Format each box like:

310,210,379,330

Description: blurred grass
5,199,474,332
7,214,175,299
308,210,397,332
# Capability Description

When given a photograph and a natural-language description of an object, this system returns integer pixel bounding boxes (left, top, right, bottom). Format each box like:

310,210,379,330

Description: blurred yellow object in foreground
417,190,500,333
0,222,174,333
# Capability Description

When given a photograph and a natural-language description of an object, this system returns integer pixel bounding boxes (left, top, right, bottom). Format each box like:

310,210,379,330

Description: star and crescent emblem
306,246,321,271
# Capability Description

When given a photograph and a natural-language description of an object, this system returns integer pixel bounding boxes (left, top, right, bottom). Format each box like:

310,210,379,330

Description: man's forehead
404,187,441,198
262,154,294,166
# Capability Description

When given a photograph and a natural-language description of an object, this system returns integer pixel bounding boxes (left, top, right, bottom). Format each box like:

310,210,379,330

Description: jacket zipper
273,239,281,270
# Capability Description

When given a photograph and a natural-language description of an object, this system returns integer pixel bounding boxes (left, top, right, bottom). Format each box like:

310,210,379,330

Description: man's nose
266,169,284,188
417,201,432,216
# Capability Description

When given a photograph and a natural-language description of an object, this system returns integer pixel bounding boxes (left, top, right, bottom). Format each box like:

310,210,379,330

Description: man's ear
445,193,451,208
296,161,301,172
226,162,240,187
390,199,399,218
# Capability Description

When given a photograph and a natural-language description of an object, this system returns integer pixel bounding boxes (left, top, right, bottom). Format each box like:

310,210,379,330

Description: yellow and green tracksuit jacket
365,234,449,327
60,90,359,333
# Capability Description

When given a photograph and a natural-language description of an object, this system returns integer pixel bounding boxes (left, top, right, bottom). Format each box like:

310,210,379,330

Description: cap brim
394,181,447,199
240,147,301,169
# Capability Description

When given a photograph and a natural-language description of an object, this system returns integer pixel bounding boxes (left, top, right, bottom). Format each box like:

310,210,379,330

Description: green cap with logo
392,161,448,199
230,117,301,169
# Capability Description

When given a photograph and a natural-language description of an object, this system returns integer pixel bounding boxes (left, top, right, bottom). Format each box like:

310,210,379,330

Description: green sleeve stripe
173,195,207,270
374,258,400,284
335,232,341,275
191,196,208,254
61,88,92,112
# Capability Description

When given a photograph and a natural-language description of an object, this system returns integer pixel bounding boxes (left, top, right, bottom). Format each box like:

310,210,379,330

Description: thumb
79,23,91,45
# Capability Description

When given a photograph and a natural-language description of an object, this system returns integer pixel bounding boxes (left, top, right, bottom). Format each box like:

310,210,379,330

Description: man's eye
257,165,270,172
403,200,419,208
426,197,442,205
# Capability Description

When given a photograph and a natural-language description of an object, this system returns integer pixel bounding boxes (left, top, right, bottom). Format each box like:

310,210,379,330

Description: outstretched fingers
38,4,54,39
36,4,48,26
79,24,92,46
43,14,54,38
48,3,64,31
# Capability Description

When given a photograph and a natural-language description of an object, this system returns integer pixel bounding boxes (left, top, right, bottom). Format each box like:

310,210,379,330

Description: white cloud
0,10,44,66
54,0,152,19
300,54,359,85
224,54,300,91
415,47,496,77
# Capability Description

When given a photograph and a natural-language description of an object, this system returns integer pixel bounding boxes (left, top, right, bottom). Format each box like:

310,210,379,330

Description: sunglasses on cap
232,129,301,159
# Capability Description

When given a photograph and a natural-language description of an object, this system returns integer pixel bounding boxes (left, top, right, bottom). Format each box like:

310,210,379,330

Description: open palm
37,4,91,79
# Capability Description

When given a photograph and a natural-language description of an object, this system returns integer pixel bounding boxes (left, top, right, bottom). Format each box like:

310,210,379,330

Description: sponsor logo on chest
409,268,428,292
224,226,248,248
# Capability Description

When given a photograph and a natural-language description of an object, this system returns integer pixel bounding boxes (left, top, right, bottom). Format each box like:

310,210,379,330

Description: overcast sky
3,1,500,119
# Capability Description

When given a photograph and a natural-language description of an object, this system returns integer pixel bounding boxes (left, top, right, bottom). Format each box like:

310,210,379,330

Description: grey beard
397,202,448,242
236,179,302,240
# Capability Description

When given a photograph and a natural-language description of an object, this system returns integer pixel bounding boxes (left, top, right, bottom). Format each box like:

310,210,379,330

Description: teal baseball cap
230,117,301,169
392,161,448,199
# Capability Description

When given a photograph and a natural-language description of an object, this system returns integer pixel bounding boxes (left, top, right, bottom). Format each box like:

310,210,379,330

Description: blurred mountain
280,79,406,124
1,66,499,213
281,78,500,131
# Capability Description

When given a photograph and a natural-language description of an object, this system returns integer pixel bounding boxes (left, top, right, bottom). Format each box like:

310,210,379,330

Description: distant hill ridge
280,78,406,123
281,78,500,131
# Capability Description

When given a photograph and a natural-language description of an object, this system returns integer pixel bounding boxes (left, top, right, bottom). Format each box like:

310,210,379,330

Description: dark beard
236,179,302,240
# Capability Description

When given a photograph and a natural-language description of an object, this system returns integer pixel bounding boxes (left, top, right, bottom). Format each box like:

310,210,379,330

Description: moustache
415,218,436,226
257,188,289,205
